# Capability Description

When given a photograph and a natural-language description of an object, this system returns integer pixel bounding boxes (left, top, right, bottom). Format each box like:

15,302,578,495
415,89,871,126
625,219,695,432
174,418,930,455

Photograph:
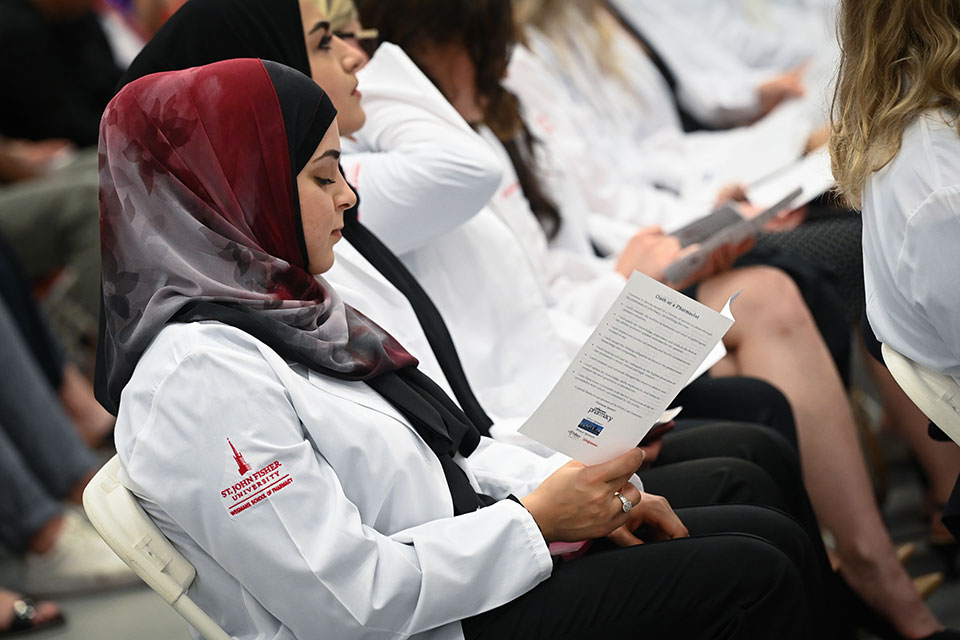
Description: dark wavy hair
355,0,562,239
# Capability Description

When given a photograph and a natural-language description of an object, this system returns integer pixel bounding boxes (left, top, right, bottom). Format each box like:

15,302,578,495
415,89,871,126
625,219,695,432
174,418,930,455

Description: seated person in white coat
111,0,829,567
831,0,960,607
353,3,941,635
97,58,828,640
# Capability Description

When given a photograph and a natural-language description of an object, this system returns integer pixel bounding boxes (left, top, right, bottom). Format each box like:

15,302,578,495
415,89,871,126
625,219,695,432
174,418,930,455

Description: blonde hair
312,0,358,32
514,0,625,81
830,0,960,208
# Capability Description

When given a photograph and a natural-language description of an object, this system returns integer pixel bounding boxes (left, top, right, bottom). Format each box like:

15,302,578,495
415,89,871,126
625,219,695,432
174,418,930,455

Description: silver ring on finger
614,491,633,513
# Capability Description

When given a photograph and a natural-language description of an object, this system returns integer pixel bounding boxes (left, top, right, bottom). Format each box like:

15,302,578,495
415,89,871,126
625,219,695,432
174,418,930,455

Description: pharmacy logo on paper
577,418,605,436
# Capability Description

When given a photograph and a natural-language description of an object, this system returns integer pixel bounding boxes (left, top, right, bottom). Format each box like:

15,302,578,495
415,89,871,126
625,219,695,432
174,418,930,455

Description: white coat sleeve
121,346,553,639
898,187,960,374
341,43,502,256
609,0,775,128
467,436,569,499
469,436,644,499
468,436,643,499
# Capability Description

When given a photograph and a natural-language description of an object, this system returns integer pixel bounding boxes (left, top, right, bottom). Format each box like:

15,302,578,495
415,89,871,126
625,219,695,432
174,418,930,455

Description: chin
340,108,366,137
310,251,337,275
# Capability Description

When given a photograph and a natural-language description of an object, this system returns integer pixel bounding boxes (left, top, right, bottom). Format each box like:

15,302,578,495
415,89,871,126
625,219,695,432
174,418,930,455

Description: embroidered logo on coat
220,442,293,517
228,438,252,475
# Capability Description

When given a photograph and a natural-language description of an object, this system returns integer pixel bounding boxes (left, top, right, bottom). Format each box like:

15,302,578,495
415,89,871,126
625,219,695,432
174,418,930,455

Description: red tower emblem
228,438,252,475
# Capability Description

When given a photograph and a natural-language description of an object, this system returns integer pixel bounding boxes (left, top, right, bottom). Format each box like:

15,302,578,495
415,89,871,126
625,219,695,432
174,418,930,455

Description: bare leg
698,266,941,638
866,351,960,541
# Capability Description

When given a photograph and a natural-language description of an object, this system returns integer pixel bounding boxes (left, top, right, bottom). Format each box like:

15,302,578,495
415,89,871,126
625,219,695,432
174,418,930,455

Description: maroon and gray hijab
97,59,489,513
116,0,495,439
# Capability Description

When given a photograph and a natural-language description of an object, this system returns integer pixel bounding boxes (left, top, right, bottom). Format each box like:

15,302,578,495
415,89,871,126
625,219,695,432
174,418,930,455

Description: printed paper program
519,272,737,464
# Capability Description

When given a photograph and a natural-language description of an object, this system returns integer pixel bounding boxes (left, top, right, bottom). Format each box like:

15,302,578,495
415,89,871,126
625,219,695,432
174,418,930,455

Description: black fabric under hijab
342,205,495,436
263,59,331,268
367,370,496,515
117,0,312,94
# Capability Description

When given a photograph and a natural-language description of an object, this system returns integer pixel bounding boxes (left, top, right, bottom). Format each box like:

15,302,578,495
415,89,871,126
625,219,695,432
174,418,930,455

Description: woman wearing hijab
112,13,867,614
115,0,815,492
112,0,500,433
102,57,826,640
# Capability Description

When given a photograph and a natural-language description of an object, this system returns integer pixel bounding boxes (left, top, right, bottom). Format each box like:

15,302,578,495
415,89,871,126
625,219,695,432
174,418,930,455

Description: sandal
0,597,65,637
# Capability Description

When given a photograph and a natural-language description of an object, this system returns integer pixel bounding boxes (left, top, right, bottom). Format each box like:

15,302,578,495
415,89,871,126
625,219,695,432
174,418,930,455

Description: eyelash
317,35,332,50
313,177,335,186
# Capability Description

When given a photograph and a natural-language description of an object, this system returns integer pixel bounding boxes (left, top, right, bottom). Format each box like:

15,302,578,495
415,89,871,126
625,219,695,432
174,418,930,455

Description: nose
341,47,363,74
337,181,358,211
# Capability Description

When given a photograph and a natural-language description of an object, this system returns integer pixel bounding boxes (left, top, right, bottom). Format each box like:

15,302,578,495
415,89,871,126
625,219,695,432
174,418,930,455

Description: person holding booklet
507,0,862,363
353,1,952,637
114,0,829,532
101,57,826,640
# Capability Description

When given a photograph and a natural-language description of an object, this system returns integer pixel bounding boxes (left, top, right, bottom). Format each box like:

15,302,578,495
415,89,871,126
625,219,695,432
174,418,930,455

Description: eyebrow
311,149,341,164
309,21,331,35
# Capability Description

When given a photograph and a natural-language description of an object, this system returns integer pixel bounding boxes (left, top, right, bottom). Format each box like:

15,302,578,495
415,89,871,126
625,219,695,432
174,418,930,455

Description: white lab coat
862,109,960,381
397,209,575,444
505,41,711,254
115,321,560,640
479,126,626,349
341,44,501,256
334,39,661,470
616,0,839,127
506,21,811,253
337,42,583,450
633,0,814,71
327,242,456,397
607,0,777,128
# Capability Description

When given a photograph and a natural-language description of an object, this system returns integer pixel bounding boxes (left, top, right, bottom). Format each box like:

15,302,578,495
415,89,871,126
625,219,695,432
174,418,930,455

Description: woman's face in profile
296,121,357,274
299,0,367,135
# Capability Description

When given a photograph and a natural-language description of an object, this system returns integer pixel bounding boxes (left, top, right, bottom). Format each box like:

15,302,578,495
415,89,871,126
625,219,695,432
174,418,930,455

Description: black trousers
673,376,797,448
462,505,820,640
652,422,809,519
641,422,855,638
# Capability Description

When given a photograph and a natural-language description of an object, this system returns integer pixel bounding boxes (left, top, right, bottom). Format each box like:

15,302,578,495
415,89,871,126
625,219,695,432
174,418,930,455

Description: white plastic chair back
82,455,233,640
882,343,960,447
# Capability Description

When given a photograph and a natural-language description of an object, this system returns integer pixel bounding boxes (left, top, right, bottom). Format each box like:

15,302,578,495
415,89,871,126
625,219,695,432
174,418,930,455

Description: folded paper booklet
519,272,737,465
747,147,835,210
664,187,802,286
670,202,744,248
